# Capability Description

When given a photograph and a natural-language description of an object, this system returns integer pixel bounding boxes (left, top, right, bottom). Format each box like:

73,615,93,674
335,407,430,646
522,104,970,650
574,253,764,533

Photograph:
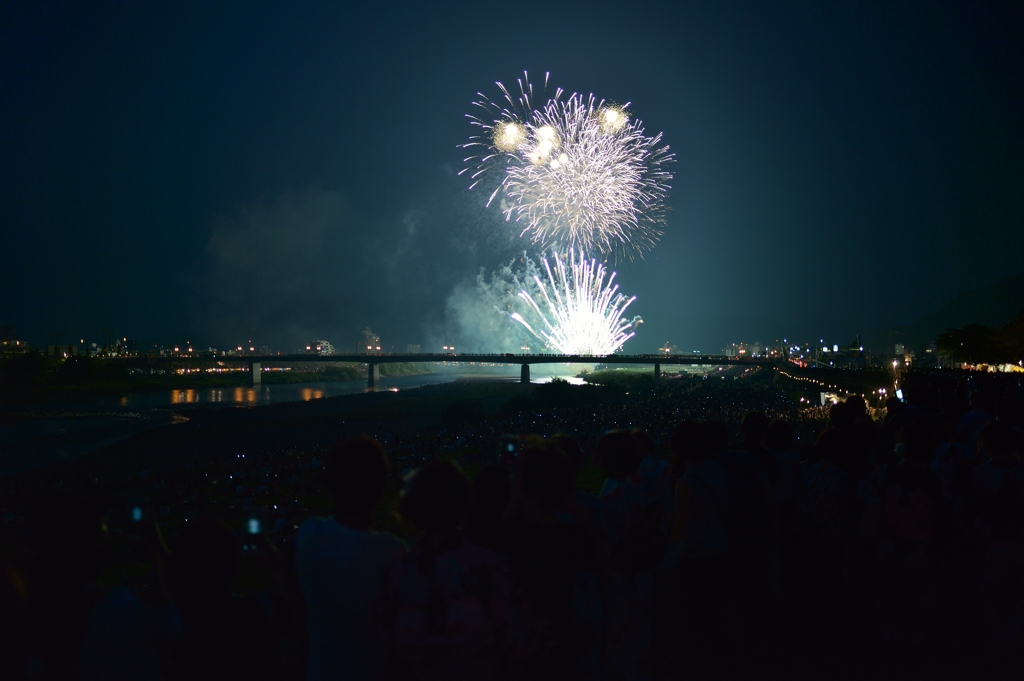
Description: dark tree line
937,309,1024,364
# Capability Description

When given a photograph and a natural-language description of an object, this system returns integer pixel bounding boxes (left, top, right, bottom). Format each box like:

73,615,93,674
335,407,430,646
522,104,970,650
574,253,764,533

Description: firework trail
461,73,673,261
510,250,640,355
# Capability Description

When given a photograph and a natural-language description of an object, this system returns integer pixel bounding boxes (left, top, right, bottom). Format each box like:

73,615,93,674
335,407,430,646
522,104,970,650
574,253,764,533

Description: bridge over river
147,353,781,388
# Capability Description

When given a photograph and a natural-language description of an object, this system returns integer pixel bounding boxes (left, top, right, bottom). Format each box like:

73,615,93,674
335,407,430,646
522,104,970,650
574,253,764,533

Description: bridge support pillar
249,362,261,386
520,364,530,384
367,363,380,389
654,362,661,381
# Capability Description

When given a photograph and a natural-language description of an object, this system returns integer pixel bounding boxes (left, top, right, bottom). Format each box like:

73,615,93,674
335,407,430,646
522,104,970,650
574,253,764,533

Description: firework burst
461,73,673,260
510,250,640,355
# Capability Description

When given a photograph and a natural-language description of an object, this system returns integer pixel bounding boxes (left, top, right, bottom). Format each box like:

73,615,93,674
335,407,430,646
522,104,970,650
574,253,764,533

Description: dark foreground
1,368,1022,680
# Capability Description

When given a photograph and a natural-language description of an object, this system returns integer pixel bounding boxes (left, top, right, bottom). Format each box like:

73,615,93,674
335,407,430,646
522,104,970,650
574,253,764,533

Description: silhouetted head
848,418,880,474
763,418,795,453
670,420,702,481
970,390,994,413
995,397,1023,429
670,420,701,460
466,465,511,534
700,421,730,458
595,430,641,480
845,395,868,420
172,517,236,602
904,380,939,410
631,429,658,461
324,436,390,524
814,428,852,466
978,420,1023,463
673,420,729,465
399,460,471,536
828,400,856,431
26,492,105,602
898,419,941,465
740,411,770,446
940,411,960,440
518,438,573,512
552,433,585,479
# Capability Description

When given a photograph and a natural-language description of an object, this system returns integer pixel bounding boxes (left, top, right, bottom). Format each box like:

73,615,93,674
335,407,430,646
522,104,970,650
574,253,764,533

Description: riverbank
2,379,531,479
1,364,650,476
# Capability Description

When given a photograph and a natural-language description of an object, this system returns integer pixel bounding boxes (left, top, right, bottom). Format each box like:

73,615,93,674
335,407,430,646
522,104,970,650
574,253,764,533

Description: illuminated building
305,340,335,356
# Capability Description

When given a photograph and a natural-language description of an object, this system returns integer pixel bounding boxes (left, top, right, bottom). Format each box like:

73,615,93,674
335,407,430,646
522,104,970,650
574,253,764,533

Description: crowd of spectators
1,369,1022,679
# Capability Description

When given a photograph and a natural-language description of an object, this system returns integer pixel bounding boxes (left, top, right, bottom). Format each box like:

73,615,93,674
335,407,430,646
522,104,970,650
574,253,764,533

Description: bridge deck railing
112,353,782,387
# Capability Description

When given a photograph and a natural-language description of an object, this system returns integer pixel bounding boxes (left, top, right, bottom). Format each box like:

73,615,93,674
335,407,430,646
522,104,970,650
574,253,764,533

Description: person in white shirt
296,436,405,681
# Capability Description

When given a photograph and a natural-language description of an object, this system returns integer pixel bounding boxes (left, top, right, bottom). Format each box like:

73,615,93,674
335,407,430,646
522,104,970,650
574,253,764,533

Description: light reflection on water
232,387,259,403
95,375,444,409
159,381,402,407
300,388,324,401
170,389,199,404
166,386,322,405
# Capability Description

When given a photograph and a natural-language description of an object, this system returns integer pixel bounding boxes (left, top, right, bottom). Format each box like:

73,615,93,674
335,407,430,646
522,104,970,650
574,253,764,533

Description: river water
86,371,517,410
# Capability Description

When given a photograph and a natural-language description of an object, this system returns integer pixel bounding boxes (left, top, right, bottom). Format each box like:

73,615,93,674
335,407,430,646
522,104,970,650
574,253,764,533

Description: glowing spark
462,74,673,261
510,250,639,355
597,105,628,133
493,122,526,152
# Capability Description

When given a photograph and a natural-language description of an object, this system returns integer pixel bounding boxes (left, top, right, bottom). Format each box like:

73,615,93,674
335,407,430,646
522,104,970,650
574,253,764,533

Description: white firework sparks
461,73,673,260
510,250,640,355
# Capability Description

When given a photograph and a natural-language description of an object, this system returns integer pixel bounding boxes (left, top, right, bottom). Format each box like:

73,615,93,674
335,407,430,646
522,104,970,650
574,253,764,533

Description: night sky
2,1,1022,353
